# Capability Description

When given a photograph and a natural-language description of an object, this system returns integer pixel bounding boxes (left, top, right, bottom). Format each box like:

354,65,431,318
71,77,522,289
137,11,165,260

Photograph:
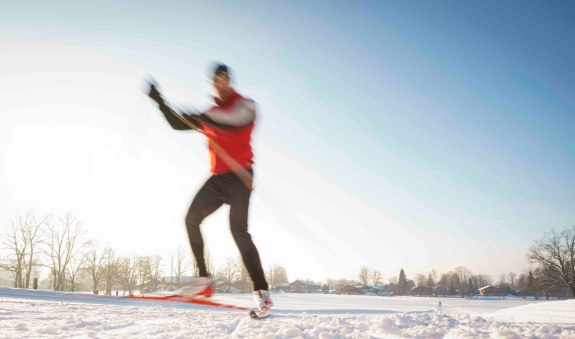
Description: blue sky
1,1,574,282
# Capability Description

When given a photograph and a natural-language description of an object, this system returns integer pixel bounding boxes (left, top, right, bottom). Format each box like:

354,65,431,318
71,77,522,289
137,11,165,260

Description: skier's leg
227,174,269,291
186,176,223,277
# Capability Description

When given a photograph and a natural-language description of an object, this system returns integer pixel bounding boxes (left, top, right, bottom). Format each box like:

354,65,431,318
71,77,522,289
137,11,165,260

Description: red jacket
201,89,255,174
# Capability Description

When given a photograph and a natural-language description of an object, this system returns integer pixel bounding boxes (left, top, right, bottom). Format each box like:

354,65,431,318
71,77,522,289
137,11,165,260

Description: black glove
147,81,164,106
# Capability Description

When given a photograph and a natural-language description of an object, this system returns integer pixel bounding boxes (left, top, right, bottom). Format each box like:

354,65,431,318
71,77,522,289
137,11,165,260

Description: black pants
185,169,268,291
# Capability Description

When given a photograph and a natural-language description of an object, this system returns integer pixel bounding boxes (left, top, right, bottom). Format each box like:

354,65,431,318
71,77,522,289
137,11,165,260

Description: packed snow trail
1,287,574,338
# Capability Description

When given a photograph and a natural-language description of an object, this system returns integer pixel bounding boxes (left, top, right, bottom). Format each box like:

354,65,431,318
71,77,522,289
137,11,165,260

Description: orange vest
201,90,254,174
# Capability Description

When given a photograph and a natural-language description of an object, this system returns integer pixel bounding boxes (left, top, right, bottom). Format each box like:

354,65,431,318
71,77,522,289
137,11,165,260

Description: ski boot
181,277,214,298
250,290,273,318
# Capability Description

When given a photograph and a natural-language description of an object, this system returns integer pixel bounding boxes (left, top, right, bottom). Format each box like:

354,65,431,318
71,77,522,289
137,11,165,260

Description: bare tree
84,241,106,294
371,269,383,287
527,270,536,297
218,257,238,292
43,213,84,291
414,273,426,287
358,266,370,286
234,257,250,293
205,250,214,277
528,226,575,297
1,219,28,287
191,249,214,277
170,247,188,287
150,255,163,291
430,269,437,283
66,251,86,292
169,251,175,288
1,210,48,288
516,271,528,291
102,247,117,295
117,255,138,296
267,264,288,291
273,265,289,286
20,210,48,288
508,272,517,290
136,256,148,293
426,273,435,289
454,266,472,296
267,266,275,290
475,274,492,288
440,271,460,295
137,255,163,292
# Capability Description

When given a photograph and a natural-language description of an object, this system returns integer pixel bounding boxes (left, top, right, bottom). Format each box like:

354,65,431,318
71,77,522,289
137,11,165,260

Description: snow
1,287,574,338
491,299,575,324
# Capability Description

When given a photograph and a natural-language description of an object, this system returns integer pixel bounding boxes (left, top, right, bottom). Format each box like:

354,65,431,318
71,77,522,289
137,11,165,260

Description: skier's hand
147,80,164,105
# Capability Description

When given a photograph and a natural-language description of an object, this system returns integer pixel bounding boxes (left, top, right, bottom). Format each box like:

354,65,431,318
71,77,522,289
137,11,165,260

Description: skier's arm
158,102,201,130
147,82,200,130
197,99,256,128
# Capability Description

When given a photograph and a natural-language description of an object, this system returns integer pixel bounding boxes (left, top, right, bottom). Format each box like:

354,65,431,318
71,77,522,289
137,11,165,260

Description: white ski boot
250,290,273,318
180,277,214,298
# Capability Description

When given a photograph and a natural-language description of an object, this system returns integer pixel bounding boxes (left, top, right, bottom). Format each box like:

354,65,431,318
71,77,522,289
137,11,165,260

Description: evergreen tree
398,269,408,295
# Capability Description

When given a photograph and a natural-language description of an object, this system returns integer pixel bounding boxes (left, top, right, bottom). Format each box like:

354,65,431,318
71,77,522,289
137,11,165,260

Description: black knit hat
213,63,230,78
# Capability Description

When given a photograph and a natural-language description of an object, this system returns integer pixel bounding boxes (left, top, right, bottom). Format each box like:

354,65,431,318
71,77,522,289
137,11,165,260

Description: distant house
478,285,503,296
355,284,371,295
274,282,291,293
371,286,390,296
215,281,242,294
339,285,360,295
410,286,432,296
433,285,448,296
337,284,378,295
290,280,321,293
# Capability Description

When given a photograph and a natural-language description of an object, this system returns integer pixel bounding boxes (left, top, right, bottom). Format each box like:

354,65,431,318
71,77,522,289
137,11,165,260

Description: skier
146,63,273,314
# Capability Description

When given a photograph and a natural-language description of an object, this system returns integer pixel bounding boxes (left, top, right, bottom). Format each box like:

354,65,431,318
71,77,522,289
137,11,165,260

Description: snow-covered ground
1,287,574,338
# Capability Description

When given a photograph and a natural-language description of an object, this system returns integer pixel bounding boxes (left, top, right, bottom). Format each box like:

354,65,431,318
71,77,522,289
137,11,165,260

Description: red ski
127,294,248,311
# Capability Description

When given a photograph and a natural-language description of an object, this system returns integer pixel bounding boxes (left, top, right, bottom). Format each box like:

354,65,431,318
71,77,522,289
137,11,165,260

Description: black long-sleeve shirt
158,102,200,130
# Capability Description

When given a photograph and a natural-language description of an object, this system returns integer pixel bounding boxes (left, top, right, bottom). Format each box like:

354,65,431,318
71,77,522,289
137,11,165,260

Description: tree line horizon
1,210,573,299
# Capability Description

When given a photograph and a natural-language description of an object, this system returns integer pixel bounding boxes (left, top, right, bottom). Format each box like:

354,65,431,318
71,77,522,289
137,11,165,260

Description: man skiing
146,63,273,315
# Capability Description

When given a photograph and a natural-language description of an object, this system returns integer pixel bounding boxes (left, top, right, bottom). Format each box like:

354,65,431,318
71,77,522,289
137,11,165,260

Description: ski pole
169,108,253,190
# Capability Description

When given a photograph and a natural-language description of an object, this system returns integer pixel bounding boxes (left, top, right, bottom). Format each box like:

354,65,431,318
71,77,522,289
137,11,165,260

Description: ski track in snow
1,288,574,338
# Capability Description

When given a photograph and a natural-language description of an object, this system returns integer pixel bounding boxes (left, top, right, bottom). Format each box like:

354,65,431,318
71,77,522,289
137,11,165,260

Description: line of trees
381,265,569,299
342,265,568,299
2,210,572,299
344,225,574,299
0,210,170,295
0,210,290,295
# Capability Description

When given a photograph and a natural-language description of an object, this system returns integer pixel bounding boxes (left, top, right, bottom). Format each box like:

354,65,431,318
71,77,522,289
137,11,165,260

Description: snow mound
489,299,575,324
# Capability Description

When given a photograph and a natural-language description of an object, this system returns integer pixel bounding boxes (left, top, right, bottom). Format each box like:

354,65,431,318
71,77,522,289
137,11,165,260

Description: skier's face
212,73,231,95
